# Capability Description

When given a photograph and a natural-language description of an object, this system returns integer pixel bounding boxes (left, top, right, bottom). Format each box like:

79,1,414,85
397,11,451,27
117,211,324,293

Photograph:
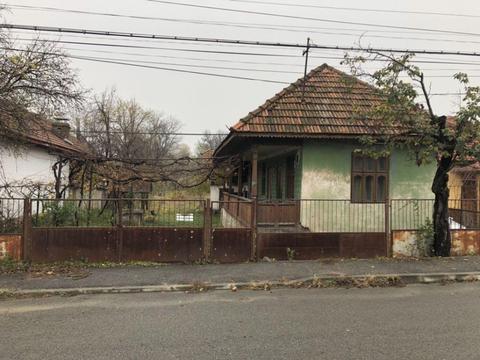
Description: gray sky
3,0,480,148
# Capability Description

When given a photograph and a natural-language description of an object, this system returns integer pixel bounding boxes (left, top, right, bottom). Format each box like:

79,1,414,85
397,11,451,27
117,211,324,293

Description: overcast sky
3,0,480,148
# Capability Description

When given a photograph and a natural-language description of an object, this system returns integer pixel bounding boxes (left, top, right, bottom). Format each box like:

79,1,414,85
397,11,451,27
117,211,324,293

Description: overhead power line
68,55,300,74
62,53,480,78
147,0,480,37
1,46,290,84
4,24,480,58
9,5,480,46
12,37,299,58
73,56,289,84
9,4,466,37
225,0,480,19
17,39,480,72
12,36,480,68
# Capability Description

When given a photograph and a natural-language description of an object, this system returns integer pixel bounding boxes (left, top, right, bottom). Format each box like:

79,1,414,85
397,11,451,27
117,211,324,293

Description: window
261,163,267,196
286,156,295,199
351,154,389,203
275,166,283,199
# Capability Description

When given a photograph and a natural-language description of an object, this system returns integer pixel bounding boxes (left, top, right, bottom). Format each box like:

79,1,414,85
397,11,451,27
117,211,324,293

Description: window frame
350,153,389,204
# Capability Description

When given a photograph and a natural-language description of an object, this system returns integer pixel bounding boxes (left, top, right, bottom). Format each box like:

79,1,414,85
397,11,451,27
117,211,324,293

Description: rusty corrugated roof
230,63,391,136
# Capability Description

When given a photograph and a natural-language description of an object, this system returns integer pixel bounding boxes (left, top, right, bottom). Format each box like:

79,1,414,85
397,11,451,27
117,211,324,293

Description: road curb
1,272,480,298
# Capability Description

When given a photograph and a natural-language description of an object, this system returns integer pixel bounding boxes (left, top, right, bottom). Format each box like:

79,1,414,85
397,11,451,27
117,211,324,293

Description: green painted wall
299,140,436,232
301,140,436,200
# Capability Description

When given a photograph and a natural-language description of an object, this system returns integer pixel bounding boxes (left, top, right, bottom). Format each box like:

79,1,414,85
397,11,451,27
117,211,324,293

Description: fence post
117,199,124,262
22,198,33,262
203,199,212,261
385,197,391,257
251,198,258,261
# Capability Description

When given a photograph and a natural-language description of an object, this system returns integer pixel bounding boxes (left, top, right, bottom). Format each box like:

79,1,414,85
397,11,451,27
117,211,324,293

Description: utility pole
302,37,311,102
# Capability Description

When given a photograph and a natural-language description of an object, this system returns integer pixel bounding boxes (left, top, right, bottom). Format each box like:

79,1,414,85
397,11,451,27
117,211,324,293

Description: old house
215,64,436,203
0,116,90,198
448,163,480,228
214,64,437,236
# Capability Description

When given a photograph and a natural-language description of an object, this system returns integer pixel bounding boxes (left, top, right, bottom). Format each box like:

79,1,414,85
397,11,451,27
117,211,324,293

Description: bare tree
0,35,83,138
80,89,181,161
195,130,226,156
76,90,221,192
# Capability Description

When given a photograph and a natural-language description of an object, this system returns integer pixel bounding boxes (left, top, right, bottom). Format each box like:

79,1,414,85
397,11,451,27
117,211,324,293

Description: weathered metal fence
20,197,254,263
391,198,480,230
254,199,388,260
211,195,253,263
0,198,24,234
6,195,480,263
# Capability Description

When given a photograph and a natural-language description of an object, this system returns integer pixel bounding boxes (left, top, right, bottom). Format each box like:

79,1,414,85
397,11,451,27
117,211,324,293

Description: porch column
237,160,243,196
251,148,258,198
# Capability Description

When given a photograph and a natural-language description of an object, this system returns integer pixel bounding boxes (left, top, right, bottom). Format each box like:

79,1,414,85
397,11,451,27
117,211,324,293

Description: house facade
0,117,90,198
214,64,436,232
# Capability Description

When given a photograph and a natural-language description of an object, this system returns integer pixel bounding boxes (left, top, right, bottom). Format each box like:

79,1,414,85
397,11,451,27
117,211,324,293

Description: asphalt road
1,284,479,360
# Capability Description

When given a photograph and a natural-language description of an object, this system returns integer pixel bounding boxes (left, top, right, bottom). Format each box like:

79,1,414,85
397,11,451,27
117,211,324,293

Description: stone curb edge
1,272,480,297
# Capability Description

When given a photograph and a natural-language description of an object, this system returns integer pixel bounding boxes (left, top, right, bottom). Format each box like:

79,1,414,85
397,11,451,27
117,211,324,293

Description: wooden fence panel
257,202,300,225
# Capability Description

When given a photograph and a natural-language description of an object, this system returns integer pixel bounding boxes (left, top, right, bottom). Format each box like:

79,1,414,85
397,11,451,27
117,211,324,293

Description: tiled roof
5,113,91,157
230,64,394,137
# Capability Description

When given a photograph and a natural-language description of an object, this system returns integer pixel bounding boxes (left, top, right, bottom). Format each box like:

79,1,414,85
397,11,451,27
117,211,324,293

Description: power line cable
5,24,480,57
147,0,480,37
8,4,458,36
16,37,300,58
12,36,480,68
1,46,290,84
225,0,480,19
70,55,301,74
72,56,289,83
9,5,480,45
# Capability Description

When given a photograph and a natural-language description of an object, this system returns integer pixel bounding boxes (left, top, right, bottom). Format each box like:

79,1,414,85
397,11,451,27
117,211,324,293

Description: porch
220,142,302,227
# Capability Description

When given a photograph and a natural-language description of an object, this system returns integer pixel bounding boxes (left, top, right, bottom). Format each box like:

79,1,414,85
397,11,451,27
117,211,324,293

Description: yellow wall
448,172,463,209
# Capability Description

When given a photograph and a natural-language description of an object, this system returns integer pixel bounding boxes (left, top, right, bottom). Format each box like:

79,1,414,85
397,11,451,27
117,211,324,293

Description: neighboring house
449,163,480,228
0,116,90,198
214,64,437,231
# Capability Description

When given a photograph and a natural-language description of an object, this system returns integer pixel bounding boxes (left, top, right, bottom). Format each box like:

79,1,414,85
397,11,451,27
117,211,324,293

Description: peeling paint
0,235,22,260
301,170,350,199
392,230,421,257
451,231,480,256
393,230,480,257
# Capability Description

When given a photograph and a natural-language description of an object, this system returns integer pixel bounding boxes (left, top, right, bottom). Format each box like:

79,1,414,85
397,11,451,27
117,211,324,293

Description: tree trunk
431,156,452,257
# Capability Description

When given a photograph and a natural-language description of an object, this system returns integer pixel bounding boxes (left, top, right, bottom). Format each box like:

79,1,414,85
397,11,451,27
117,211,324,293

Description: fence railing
257,200,300,226
390,199,434,231
3,196,479,233
219,193,252,228
31,198,206,228
0,198,24,234
391,198,480,230
298,199,386,232
4,195,480,262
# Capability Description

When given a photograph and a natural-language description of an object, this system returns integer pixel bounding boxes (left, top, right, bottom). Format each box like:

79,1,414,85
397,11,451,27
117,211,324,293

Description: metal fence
299,199,386,232
4,196,479,232
0,198,24,234
390,199,434,231
391,198,480,230
31,198,206,228
215,194,252,228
